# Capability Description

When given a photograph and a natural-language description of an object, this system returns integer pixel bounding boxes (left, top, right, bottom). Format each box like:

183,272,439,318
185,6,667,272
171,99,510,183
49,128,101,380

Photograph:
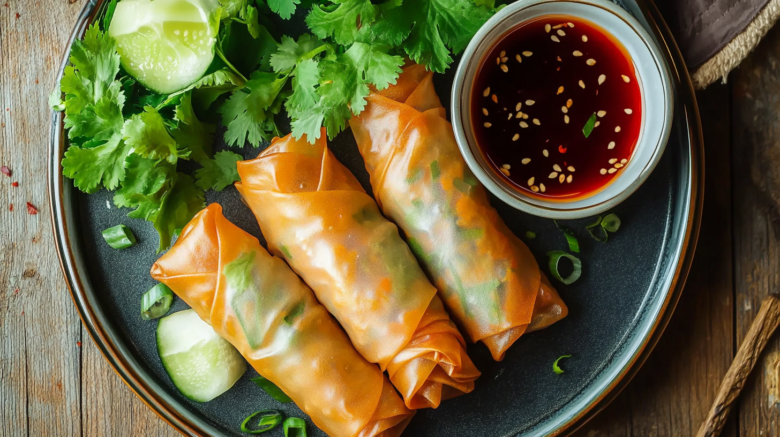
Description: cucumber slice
157,310,246,402
108,0,219,94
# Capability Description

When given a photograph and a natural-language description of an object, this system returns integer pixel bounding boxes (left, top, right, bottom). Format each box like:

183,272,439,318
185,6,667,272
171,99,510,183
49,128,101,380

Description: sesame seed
586,59,596,66
528,177,535,186
608,141,615,149
621,159,627,164
567,166,575,172
622,75,630,83
615,126,621,132
507,113,513,120
553,164,562,172
496,57,500,65
492,94,498,103
482,108,488,116
559,174,565,183
594,121,600,127
608,168,617,174
609,158,617,164
598,74,606,85
600,168,607,175
566,99,573,108
614,163,624,169
512,133,520,141
516,102,522,111
597,110,606,117
501,57,509,63
516,54,522,63
573,50,583,57
551,35,560,42
625,108,633,114
549,171,558,179
500,50,506,58
500,168,511,176
523,51,533,57
564,115,570,124
484,122,492,128
557,29,566,36
557,86,564,94
516,112,523,118
543,149,549,157
531,185,540,192
582,35,588,42
533,118,540,125
520,121,529,128
567,175,573,183
545,24,551,33
483,87,491,97
502,163,511,169
522,158,531,164
500,64,509,73
579,80,585,89
540,183,546,192
526,100,535,105
522,113,528,119
567,22,574,27
561,106,568,114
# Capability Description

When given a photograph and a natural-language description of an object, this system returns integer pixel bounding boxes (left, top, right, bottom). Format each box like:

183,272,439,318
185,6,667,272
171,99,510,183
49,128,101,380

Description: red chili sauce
471,15,642,200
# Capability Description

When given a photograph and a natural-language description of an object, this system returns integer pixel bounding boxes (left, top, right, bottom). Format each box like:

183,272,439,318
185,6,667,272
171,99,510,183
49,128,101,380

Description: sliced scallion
241,410,282,434
101,224,137,249
553,354,572,374
554,220,580,253
586,216,608,243
582,113,597,138
141,283,173,320
602,213,621,232
525,231,536,240
251,375,293,403
283,417,307,437
547,251,582,285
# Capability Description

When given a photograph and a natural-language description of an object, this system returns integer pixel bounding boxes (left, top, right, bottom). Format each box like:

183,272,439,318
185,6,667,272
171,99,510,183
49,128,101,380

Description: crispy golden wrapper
349,64,568,361
151,204,413,437
236,131,480,409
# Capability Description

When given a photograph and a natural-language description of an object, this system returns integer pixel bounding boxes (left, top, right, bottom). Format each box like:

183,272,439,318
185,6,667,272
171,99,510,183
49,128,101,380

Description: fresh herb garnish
547,251,582,285
582,112,597,138
553,354,572,374
251,376,294,403
586,213,622,242
241,409,283,434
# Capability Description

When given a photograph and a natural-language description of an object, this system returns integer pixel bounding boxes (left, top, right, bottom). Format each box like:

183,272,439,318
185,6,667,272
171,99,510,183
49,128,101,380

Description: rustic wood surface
1,1,779,437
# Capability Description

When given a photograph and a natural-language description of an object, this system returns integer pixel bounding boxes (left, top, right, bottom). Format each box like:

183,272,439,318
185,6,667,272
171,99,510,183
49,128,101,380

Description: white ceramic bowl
451,0,673,219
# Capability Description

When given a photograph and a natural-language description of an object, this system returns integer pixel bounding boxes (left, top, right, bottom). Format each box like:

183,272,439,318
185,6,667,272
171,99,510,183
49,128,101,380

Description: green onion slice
251,376,293,403
601,213,621,232
554,220,580,253
241,410,282,434
140,283,173,320
283,417,307,437
585,216,608,243
525,231,536,240
582,113,597,138
101,224,137,249
553,355,572,374
547,251,582,285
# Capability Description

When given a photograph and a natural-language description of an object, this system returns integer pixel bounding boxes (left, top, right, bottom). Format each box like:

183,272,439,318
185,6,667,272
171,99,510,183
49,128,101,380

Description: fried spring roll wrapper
150,204,413,437
349,64,569,361
236,131,480,409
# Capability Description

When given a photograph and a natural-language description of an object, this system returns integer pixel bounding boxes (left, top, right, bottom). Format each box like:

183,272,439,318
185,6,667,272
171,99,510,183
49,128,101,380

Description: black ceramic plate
50,0,703,435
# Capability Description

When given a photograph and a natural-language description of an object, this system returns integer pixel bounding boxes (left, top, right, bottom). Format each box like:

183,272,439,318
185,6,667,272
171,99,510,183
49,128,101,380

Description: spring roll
150,204,413,437
236,131,480,409
348,64,569,361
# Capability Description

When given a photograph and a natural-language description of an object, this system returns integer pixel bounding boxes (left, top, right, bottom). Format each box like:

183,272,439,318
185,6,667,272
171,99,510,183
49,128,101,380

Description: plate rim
47,0,704,435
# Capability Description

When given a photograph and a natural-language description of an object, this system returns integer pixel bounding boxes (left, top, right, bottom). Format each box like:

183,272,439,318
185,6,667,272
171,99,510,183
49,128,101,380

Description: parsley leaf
195,150,243,191
220,71,288,147
152,173,205,252
123,106,186,164
306,0,378,45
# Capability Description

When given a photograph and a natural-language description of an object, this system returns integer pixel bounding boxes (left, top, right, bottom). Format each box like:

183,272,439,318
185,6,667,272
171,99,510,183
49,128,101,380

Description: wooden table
0,1,777,436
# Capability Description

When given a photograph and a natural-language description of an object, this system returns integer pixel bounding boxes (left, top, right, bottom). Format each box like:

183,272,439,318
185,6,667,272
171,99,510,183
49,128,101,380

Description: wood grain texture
571,84,736,437
731,21,780,437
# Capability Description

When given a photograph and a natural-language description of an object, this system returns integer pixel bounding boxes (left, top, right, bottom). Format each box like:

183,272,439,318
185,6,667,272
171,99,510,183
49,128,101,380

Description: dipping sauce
471,15,642,200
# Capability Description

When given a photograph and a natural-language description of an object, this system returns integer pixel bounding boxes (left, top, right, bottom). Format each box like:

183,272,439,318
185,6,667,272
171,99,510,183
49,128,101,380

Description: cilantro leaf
286,58,321,115
267,0,301,20
50,86,65,111
220,20,278,75
152,173,205,252
61,134,132,193
220,71,288,147
113,154,175,220
195,150,243,191
306,0,378,45
219,0,251,19
270,34,326,73
60,25,121,116
171,93,216,164
123,106,186,164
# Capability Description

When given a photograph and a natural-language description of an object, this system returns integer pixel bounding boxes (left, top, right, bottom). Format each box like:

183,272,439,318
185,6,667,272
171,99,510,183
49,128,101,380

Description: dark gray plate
50,0,704,435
